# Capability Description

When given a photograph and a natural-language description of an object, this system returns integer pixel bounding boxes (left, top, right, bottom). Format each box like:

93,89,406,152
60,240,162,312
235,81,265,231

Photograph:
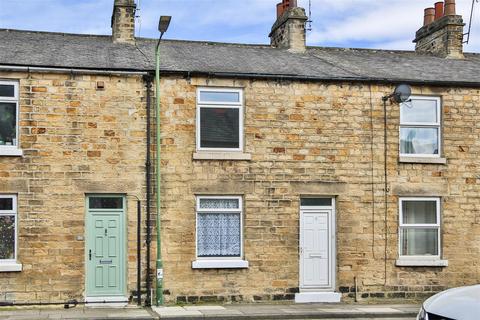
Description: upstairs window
196,88,243,151
0,81,19,154
400,96,441,157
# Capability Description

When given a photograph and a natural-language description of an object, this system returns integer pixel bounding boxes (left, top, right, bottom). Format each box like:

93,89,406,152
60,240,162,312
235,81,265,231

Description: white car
417,285,480,320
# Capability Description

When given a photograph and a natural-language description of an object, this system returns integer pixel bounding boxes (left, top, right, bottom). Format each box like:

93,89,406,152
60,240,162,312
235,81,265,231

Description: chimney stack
414,0,465,59
269,0,307,52
111,0,136,44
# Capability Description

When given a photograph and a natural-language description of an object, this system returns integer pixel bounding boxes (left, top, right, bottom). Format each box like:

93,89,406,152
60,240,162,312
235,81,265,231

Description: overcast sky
1,0,479,52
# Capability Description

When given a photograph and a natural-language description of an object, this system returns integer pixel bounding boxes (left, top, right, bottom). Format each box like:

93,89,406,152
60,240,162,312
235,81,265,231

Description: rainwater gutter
0,65,149,76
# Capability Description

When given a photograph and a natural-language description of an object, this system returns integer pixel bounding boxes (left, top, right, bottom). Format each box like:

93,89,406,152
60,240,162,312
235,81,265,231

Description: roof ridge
0,28,111,39
138,37,273,48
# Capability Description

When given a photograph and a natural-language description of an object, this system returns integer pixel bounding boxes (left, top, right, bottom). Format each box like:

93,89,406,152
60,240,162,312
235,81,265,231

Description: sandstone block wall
0,71,151,303
158,76,480,303
1,71,479,305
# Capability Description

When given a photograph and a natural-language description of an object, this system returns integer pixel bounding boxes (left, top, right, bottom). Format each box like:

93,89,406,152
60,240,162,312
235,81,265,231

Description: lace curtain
197,198,241,257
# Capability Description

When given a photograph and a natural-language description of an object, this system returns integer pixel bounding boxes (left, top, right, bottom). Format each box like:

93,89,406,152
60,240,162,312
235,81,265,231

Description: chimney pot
424,7,435,26
444,0,456,15
434,2,444,20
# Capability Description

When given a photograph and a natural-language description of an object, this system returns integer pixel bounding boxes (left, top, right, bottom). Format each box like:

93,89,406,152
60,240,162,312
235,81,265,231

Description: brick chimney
269,0,308,52
111,0,136,44
413,0,465,59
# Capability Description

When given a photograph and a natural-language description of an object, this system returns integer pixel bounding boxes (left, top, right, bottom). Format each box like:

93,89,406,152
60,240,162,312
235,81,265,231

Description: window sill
399,156,446,165
193,152,251,161
396,258,448,267
0,262,23,272
0,148,23,157
192,260,249,269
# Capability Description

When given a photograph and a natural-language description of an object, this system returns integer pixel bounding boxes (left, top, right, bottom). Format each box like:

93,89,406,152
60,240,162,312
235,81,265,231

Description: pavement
0,303,420,320
152,303,419,319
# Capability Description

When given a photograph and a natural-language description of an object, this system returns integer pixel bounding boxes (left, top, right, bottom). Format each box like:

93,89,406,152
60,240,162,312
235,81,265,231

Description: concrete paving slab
152,306,202,316
317,308,361,313
356,307,403,313
183,306,226,311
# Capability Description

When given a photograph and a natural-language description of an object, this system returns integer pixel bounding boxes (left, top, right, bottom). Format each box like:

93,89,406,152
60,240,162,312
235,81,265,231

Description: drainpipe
144,75,153,307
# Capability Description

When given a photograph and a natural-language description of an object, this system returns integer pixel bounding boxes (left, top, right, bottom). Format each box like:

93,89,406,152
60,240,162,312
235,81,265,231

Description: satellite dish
393,84,411,103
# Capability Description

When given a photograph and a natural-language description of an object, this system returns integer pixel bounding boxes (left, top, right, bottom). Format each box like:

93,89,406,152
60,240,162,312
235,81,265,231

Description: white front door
300,210,333,289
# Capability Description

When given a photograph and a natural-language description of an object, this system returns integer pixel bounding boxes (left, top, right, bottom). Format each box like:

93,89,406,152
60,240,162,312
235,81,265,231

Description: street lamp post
155,15,171,307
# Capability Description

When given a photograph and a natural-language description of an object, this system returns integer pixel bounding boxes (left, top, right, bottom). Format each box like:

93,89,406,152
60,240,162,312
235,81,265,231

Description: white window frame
196,88,244,152
0,194,21,271
193,195,248,269
398,197,441,260
0,80,22,156
399,96,441,158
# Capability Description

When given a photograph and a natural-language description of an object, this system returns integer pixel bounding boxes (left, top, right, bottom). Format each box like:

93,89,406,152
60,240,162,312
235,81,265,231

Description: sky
0,0,479,52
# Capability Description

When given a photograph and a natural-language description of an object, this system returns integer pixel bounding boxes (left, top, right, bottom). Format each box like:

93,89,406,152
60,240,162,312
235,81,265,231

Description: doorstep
295,291,342,303
85,296,129,308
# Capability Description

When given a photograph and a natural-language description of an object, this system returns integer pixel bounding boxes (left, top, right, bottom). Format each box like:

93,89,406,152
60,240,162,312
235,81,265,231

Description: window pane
200,107,239,149
402,200,437,224
301,198,332,206
0,103,17,146
0,215,15,260
200,91,240,103
89,197,123,209
199,198,239,209
400,228,438,256
400,127,438,155
0,198,13,211
0,85,15,97
197,212,241,257
401,99,438,123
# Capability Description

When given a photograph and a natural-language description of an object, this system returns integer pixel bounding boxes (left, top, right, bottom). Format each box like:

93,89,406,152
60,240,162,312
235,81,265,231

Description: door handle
309,254,323,258
89,249,92,260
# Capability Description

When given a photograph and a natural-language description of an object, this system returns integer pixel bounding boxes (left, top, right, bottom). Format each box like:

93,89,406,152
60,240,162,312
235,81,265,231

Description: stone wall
1,71,480,304
0,71,151,303
158,76,480,303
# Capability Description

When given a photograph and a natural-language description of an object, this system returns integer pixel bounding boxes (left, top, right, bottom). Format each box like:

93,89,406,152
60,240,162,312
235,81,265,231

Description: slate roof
1,28,480,85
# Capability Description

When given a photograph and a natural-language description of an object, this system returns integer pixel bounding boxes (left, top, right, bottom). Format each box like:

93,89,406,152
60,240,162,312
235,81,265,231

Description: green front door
85,196,126,297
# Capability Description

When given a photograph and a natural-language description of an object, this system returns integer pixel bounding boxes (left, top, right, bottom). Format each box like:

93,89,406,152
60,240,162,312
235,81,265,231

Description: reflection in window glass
400,99,438,123
402,201,437,224
200,107,239,149
0,198,13,211
400,127,438,155
300,198,332,206
89,197,123,209
200,91,240,103
0,215,15,260
0,103,17,146
400,228,438,256
0,85,15,98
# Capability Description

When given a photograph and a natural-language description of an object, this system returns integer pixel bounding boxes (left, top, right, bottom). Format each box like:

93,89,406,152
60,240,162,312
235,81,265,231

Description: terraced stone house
1,0,480,305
